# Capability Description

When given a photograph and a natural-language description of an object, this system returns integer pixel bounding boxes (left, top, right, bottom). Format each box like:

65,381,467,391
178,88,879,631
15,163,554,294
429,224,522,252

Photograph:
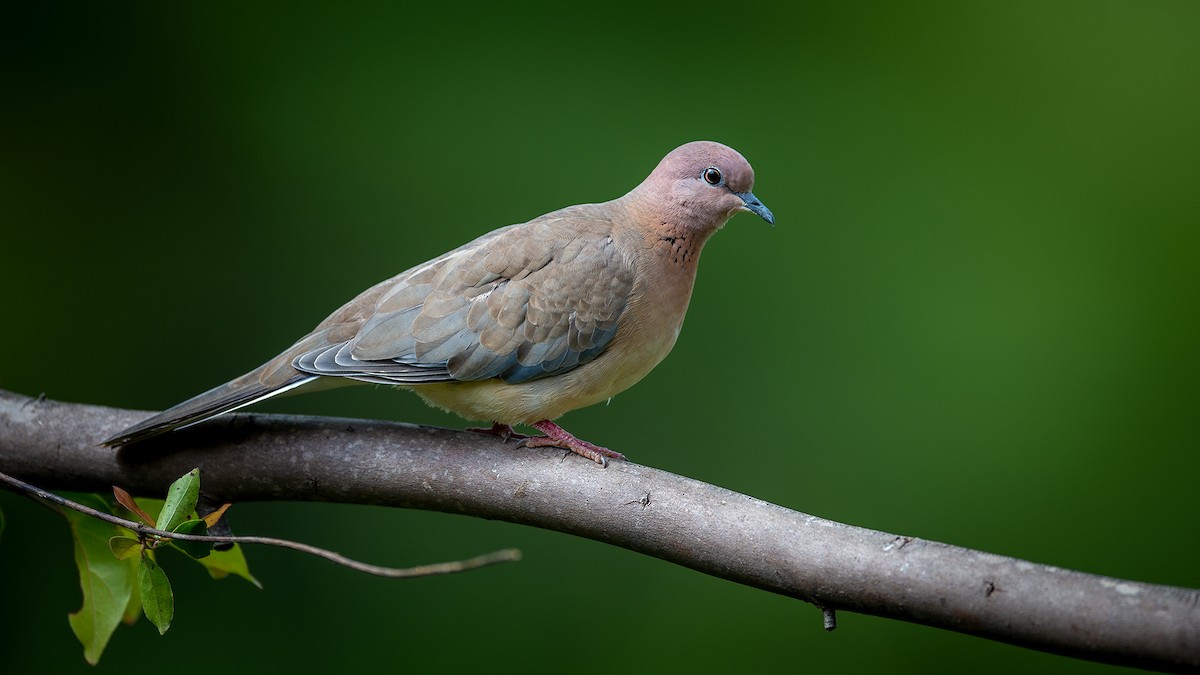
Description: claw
524,420,626,467
469,420,626,466
467,422,531,443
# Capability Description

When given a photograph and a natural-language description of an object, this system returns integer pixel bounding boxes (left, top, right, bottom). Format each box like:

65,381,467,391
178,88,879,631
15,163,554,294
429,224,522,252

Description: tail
101,368,317,447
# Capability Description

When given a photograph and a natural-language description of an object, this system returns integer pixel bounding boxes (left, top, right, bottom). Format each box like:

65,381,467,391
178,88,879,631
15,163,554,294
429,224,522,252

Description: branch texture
1,390,1197,672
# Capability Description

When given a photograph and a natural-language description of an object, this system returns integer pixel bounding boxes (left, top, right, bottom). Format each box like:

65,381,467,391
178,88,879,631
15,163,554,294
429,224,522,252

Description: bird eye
702,166,722,185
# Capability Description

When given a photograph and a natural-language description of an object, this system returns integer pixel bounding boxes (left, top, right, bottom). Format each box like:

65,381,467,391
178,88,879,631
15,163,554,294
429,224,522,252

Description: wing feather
293,213,634,386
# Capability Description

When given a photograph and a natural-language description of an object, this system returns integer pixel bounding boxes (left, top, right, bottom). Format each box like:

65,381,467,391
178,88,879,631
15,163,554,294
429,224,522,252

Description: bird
102,141,774,465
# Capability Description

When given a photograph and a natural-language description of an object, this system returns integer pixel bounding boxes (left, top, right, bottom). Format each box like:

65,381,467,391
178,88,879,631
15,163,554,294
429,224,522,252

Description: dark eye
702,166,722,185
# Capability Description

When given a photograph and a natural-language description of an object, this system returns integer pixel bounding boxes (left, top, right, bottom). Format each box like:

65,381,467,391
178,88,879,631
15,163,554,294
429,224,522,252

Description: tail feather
101,372,317,447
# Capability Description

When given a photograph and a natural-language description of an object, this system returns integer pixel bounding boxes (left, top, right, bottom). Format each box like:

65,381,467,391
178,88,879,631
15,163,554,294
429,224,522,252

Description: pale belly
406,319,681,425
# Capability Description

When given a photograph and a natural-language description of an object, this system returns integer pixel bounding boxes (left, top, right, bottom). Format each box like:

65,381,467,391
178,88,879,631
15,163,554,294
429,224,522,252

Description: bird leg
467,422,531,443
522,420,627,467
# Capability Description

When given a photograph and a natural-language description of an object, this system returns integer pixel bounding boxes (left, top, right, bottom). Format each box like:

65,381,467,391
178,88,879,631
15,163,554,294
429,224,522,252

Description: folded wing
294,214,636,386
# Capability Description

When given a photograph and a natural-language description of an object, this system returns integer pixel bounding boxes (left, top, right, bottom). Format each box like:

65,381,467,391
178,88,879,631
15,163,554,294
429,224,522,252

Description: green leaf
1,504,6,543
108,536,142,560
170,519,211,559
157,468,200,534
122,574,142,626
195,544,262,589
138,555,173,635
63,496,135,665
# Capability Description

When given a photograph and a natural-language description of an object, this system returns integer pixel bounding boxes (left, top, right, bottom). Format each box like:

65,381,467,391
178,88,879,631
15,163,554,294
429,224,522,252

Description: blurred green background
2,2,1198,672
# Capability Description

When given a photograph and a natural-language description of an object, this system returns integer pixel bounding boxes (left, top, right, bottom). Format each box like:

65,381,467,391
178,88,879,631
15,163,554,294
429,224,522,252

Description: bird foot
467,422,531,443
522,420,626,467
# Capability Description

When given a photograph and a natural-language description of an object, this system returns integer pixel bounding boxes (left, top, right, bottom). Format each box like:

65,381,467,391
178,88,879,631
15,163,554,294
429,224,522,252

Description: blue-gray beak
737,191,775,225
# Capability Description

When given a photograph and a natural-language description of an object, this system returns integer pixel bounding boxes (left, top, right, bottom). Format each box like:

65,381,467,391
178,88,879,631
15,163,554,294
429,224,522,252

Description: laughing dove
103,141,774,465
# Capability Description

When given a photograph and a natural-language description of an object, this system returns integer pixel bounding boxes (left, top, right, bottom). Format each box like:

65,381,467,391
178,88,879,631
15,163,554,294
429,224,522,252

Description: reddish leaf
112,486,155,528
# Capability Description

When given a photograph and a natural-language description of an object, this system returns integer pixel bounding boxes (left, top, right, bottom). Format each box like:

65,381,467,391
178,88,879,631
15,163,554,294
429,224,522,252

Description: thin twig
0,469,520,578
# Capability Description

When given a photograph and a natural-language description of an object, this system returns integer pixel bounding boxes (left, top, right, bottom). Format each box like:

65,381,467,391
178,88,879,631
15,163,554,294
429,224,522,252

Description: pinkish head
633,141,774,232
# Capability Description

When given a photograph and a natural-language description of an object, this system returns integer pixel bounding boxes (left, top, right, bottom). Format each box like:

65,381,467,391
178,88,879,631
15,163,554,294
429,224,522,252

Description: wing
293,212,636,385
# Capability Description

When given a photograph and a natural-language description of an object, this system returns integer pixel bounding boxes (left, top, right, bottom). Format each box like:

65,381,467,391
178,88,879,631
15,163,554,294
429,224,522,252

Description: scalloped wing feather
293,214,634,386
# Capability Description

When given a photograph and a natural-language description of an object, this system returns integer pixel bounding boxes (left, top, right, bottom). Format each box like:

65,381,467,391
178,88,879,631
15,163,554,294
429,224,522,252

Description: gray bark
1,389,1197,673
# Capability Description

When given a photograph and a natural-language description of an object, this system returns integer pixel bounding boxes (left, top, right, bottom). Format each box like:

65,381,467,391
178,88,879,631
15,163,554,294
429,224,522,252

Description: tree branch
1,389,1197,673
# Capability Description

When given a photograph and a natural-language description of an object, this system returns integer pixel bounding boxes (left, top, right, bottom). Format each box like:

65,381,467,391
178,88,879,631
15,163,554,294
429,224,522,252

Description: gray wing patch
293,342,452,384
292,217,634,386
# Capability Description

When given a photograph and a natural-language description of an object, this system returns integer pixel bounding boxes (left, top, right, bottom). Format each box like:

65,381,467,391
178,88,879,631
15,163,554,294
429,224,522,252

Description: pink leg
467,422,530,443
522,420,626,467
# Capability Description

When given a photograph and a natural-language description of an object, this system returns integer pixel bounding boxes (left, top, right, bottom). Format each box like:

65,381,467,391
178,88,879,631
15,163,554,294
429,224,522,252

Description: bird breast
408,222,706,425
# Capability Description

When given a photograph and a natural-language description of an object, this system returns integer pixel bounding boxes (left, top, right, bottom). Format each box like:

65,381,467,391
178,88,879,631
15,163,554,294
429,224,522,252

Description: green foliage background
2,2,1198,672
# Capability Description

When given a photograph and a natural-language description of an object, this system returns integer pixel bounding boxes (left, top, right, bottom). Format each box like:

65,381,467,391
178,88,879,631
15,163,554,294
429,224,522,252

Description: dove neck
621,183,727,237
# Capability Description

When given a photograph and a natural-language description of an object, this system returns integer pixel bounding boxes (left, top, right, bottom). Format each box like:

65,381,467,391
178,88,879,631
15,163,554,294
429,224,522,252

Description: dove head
628,141,774,233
